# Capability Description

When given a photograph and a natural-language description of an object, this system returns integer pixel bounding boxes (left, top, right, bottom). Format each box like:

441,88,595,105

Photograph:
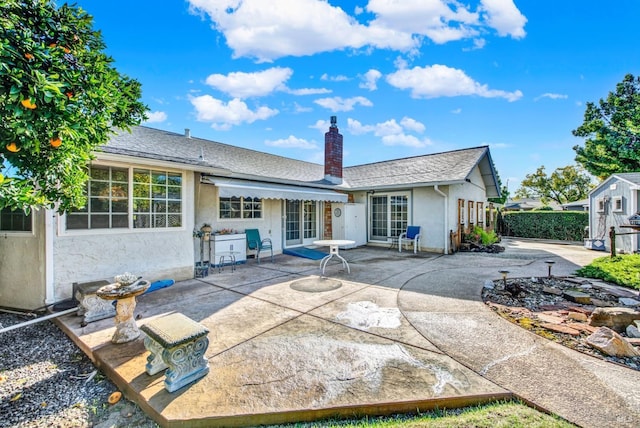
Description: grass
273,401,574,428
576,254,640,289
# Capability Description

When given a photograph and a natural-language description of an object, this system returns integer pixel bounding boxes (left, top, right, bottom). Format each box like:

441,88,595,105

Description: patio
54,241,640,427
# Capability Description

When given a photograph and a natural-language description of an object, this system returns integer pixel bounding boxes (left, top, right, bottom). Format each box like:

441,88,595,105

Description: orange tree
0,0,147,213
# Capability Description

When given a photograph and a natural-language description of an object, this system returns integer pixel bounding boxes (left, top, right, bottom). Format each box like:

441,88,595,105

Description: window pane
66,214,88,229
153,214,166,228
152,185,166,198
91,215,109,229
168,201,181,213
90,197,109,213
0,208,32,232
167,173,182,186
152,171,167,185
167,185,181,200
112,215,129,228
111,184,128,198
133,169,150,183
91,166,109,180
153,200,167,214
111,168,128,182
134,214,150,228
168,214,182,227
133,199,150,213
91,181,109,197
133,183,150,198
112,199,128,213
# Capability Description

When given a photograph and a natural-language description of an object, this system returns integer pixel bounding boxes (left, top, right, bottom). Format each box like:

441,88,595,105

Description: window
67,165,129,229
303,201,317,238
0,207,32,232
458,199,465,225
133,169,182,228
67,165,183,230
219,197,262,219
477,202,484,226
596,198,606,213
468,201,475,225
613,196,624,213
369,193,409,240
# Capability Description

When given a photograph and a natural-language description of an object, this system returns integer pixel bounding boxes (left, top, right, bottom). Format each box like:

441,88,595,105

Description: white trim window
369,192,409,240
596,198,606,213
219,197,262,219
66,165,183,230
612,196,624,213
0,207,33,232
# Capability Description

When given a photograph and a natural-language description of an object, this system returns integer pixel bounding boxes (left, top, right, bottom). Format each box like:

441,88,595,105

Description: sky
73,0,640,193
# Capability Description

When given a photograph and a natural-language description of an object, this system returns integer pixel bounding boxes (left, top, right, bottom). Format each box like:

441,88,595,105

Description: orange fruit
6,142,20,152
24,53,34,60
66,92,73,98
63,47,70,54
20,99,36,109
49,43,57,48
50,137,62,148
108,391,122,404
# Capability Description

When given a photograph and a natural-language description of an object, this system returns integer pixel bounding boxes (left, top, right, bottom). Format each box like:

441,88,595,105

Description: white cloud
187,0,526,61
293,102,313,113
347,117,430,148
534,93,568,101
265,135,318,149
287,87,332,96
321,73,349,82
480,0,527,38
451,108,462,114
490,142,510,149
386,64,522,102
463,38,486,51
314,96,373,112
144,111,168,123
205,67,292,98
359,69,382,91
190,95,278,130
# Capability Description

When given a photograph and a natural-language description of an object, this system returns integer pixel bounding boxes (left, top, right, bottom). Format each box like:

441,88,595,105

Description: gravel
0,312,157,428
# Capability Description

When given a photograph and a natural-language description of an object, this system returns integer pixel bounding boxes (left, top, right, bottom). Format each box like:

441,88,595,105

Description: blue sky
75,0,640,193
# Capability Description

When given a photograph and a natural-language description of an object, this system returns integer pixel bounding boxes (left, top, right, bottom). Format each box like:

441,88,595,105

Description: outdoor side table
313,240,355,276
218,251,239,272
141,312,210,393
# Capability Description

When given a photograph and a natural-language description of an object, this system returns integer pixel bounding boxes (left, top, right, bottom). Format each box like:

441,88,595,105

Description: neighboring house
0,119,500,310
587,172,640,253
503,198,562,211
562,199,589,211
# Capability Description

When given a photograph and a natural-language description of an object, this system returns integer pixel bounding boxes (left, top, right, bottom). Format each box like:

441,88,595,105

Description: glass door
285,200,302,246
370,195,388,240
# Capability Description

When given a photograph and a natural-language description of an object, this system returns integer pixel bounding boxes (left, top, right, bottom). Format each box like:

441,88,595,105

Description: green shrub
576,254,640,290
463,226,500,245
500,211,588,241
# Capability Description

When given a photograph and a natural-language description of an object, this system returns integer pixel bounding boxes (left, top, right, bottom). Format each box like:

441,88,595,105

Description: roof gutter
434,184,449,255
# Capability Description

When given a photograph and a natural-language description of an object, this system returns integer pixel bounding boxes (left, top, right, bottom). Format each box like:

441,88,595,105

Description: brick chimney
324,116,343,184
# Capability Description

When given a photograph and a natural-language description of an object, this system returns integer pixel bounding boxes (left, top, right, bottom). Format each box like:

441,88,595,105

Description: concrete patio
55,239,640,427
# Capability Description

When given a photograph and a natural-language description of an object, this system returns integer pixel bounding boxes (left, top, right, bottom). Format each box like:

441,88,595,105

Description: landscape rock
586,327,640,357
563,290,591,305
567,312,588,322
542,286,563,296
540,323,581,336
483,280,495,290
589,307,640,332
619,297,640,307
627,324,640,339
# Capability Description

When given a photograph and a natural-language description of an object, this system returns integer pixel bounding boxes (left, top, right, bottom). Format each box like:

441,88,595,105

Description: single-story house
503,198,562,211
0,118,500,310
562,199,589,211
587,172,640,253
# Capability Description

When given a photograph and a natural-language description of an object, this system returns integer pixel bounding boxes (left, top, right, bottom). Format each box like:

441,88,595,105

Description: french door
369,193,409,241
285,200,319,246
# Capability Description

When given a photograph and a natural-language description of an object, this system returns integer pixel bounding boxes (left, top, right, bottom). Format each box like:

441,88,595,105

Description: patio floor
54,241,640,427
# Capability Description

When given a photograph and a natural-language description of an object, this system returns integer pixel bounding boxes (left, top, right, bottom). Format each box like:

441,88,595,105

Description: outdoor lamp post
545,260,555,278
499,270,509,289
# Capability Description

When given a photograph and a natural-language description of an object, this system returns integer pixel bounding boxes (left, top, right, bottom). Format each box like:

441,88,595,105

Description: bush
576,255,640,290
499,211,588,241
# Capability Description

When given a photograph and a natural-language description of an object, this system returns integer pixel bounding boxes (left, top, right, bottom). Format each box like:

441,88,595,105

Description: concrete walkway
56,239,640,427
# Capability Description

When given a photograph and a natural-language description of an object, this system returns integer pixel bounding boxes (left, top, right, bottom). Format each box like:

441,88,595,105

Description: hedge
497,211,588,241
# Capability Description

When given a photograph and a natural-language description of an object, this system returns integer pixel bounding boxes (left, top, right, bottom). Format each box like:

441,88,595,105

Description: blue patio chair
399,226,421,254
245,229,273,264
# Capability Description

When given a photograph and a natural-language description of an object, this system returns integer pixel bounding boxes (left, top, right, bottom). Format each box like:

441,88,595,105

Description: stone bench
74,280,113,325
140,313,210,393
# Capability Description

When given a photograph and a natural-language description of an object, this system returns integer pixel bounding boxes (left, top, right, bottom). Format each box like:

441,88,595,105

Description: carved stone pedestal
141,312,210,393
96,280,150,344
75,280,113,324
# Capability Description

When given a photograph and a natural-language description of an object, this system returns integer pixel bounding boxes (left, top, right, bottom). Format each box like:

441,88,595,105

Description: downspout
45,209,55,305
434,185,449,254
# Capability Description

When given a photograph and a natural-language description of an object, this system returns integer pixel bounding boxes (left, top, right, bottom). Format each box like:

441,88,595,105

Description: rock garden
482,274,640,370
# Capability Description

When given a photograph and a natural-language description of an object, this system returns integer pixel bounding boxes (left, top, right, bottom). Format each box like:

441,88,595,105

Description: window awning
202,177,348,202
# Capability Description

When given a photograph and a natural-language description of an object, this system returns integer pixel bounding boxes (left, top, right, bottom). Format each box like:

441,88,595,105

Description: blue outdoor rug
283,247,328,260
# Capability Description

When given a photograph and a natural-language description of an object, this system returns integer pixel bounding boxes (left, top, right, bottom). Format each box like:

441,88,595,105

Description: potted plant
200,223,212,240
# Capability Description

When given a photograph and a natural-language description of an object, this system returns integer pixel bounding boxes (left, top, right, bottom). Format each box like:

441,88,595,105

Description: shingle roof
343,146,490,189
614,172,640,185
102,126,498,194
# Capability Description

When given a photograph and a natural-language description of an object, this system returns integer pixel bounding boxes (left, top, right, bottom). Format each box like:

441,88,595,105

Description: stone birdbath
96,273,150,344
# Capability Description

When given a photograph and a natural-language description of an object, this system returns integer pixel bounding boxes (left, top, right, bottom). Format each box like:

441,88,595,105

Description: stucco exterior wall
589,177,638,253
194,178,282,256
0,209,46,310
52,170,196,301
413,187,446,252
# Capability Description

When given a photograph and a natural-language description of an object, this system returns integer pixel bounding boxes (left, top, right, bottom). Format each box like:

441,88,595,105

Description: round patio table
313,239,355,276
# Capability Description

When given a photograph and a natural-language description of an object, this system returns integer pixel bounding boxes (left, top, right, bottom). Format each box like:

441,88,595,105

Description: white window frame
612,196,624,213
218,196,263,220
62,162,185,235
0,207,34,235
596,198,605,213
368,191,411,241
